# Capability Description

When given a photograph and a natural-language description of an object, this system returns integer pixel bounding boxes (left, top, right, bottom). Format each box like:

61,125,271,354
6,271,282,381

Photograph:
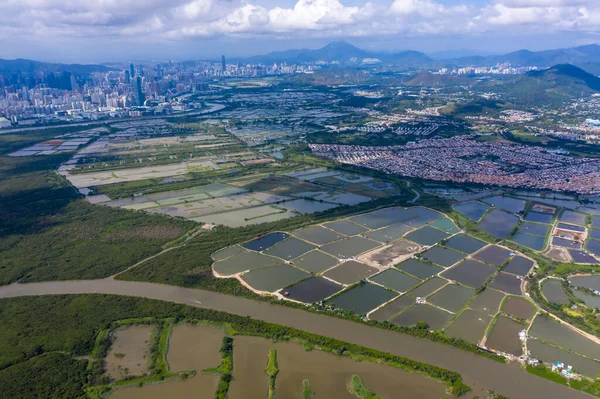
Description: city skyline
2,0,600,63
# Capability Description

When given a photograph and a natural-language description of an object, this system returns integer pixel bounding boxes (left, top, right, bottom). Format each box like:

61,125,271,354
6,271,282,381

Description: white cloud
1,0,600,51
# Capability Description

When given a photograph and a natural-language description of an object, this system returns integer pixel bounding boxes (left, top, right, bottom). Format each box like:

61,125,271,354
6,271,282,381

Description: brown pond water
0,278,593,399
106,325,154,380
228,336,446,399
110,324,224,399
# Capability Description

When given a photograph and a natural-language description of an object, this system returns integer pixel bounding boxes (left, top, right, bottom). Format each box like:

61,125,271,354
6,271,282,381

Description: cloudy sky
1,0,599,63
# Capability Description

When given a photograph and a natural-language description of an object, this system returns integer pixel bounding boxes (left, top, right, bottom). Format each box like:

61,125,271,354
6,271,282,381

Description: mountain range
3,41,600,76
248,41,600,74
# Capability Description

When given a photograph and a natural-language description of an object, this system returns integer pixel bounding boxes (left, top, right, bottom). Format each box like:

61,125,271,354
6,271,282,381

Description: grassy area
302,379,313,399
265,349,279,399
525,364,568,386
347,374,382,399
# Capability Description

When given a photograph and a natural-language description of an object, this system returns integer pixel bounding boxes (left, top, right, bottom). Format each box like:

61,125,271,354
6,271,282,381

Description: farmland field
428,284,475,313
396,259,444,280
529,316,600,359
369,269,421,293
486,316,524,356
503,256,534,276
327,283,397,315
453,201,490,222
503,296,535,320
441,260,496,288
542,279,570,305
280,277,342,303
473,245,512,266
390,304,453,330
479,209,519,238
444,234,487,254
323,261,378,285
241,264,310,292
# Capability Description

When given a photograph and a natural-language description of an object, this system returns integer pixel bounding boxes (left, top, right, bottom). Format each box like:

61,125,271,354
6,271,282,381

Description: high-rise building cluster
0,58,317,127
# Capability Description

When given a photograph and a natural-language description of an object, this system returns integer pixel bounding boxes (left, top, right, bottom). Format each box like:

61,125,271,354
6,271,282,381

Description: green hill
499,64,600,105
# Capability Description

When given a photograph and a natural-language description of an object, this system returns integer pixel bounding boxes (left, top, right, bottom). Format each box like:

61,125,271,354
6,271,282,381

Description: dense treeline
0,353,88,399
0,294,470,398
0,155,195,285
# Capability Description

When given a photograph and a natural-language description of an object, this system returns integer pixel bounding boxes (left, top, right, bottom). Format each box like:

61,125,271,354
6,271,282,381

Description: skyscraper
221,55,226,75
124,70,131,84
130,64,135,79
135,76,145,106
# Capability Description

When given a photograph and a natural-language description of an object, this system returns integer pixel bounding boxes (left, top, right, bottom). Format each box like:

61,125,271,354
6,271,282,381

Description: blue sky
1,0,599,63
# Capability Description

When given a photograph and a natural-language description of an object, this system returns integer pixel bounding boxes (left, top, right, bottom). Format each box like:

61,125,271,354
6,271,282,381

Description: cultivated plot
370,269,421,293
588,239,600,256
503,296,535,320
503,256,534,276
512,233,546,251
520,222,550,236
445,309,492,344
396,259,444,280
524,211,553,224
429,218,460,234
542,279,570,305
560,211,587,226
212,245,244,261
292,250,339,273
369,295,415,322
371,207,418,223
481,196,526,213
444,234,487,254
328,283,397,315
320,236,381,259
570,250,599,264
349,213,393,230
529,316,600,360
473,245,513,266
528,339,600,378
241,264,310,293
420,246,466,268
323,261,378,285
264,237,316,260
405,226,450,246
557,223,585,233
277,199,338,214
363,223,412,243
323,220,368,236
591,229,600,240
291,226,344,245
488,272,522,295
469,289,505,314
391,304,453,330
280,277,342,303
243,232,289,251
570,275,600,291
441,260,496,288
479,209,519,238
428,284,475,313
486,316,524,356
408,277,448,298
213,251,279,276
552,237,581,249
453,201,490,222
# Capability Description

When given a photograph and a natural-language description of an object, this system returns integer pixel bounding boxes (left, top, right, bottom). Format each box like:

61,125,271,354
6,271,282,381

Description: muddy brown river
0,278,591,399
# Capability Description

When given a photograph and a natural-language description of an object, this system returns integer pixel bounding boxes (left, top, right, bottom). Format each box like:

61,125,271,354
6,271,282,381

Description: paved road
0,278,590,399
